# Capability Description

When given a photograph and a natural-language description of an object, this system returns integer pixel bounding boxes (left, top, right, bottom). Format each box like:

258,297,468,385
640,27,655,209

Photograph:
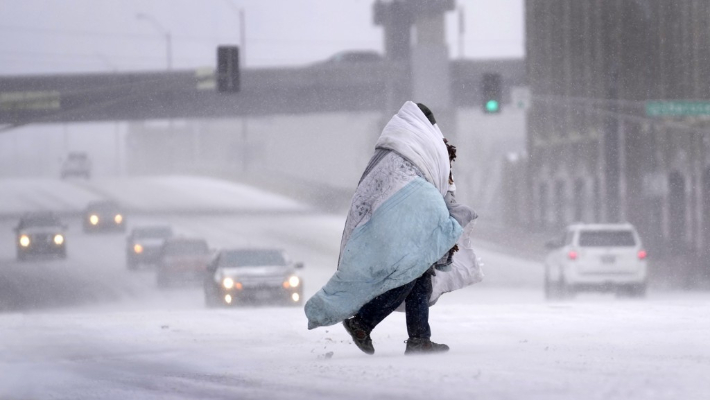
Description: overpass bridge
0,59,524,127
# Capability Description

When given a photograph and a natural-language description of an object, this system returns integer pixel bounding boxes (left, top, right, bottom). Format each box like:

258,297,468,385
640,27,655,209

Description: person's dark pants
354,271,433,339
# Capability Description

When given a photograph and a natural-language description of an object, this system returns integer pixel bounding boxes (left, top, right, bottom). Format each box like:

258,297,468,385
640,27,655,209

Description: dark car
157,237,212,288
203,248,304,307
126,225,174,270
15,212,67,260
60,152,91,179
83,200,125,233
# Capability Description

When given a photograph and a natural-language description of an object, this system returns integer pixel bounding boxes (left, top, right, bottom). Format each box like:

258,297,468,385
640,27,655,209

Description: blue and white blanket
305,101,466,329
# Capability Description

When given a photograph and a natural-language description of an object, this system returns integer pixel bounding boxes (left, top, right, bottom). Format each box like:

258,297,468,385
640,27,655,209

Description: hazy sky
0,0,524,75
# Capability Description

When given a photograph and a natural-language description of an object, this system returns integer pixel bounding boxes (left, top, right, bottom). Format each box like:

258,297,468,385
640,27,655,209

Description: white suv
544,223,648,299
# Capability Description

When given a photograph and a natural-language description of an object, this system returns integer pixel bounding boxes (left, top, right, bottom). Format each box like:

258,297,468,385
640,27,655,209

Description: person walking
305,101,476,355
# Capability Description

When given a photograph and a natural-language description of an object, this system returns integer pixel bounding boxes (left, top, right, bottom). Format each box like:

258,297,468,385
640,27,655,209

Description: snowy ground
0,177,709,399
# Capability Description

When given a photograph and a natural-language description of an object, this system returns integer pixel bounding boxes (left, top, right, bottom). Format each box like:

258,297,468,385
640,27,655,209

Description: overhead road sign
195,67,216,91
646,101,710,117
0,91,60,111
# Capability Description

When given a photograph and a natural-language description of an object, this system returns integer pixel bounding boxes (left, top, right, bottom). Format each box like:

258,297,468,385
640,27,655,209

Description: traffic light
217,46,240,93
481,72,502,114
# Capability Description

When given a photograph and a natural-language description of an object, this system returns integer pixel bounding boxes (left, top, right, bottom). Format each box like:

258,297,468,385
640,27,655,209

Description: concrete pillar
373,0,413,61
410,11,452,138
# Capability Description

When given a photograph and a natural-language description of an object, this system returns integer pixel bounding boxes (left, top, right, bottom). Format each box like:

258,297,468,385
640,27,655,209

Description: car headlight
291,293,300,302
288,276,300,288
114,214,123,224
134,244,143,254
224,294,233,304
89,215,99,225
223,277,234,289
53,234,64,245
19,235,30,247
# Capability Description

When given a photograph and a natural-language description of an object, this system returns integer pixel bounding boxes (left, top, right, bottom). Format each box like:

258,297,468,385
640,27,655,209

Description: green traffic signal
485,100,500,113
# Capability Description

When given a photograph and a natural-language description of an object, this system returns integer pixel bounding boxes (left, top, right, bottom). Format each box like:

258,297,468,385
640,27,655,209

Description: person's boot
342,317,375,355
404,337,449,355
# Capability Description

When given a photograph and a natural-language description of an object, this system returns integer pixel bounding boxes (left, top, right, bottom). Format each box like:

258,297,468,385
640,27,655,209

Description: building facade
525,0,710,281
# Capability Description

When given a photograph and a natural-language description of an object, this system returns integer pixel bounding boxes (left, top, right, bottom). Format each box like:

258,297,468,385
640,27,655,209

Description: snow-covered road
0,177,708,399
2,289,709,400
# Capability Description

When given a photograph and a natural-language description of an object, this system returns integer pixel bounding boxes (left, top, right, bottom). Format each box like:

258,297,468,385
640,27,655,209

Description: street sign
195,67,216,91
646,101,710,117
0,91,60,111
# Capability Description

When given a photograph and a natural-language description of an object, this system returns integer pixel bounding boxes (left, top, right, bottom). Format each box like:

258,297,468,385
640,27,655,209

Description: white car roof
566,223,637,231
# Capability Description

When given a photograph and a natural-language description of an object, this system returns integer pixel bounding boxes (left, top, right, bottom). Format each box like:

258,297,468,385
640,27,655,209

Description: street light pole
458,5,465,59
239,9,246,68
223,1,249,173
166,31,172,70
224,0,246,67
136,13,175,172
136,13,172,70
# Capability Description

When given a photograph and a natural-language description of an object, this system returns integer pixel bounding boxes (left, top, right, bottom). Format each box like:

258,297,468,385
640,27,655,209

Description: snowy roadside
0,176,311,221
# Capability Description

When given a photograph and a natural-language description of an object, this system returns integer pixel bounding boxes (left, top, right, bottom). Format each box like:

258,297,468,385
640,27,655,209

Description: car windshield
134,227,172,239
163,241,209,256
578,230,636,247
20,214,60,228
219,250,286,268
